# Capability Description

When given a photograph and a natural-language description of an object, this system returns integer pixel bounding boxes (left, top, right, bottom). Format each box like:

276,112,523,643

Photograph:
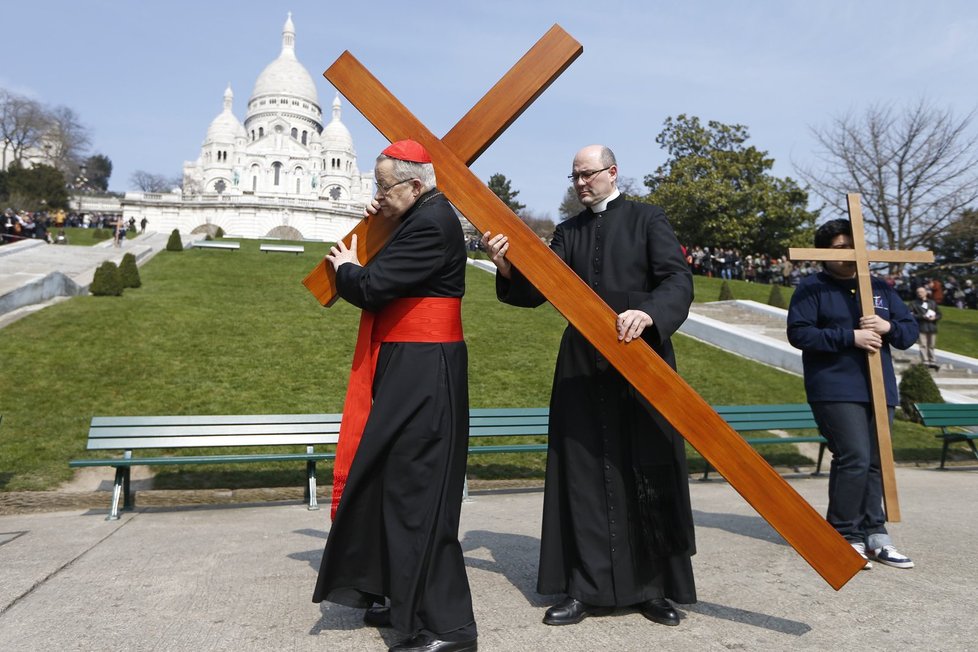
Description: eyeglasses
567,166,611,183
375,177,415,197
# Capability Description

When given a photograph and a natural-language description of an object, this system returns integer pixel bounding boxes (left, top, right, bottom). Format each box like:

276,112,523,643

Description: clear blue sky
3,1,976,218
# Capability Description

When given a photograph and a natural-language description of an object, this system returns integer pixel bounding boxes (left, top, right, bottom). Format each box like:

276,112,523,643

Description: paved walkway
0,467,974,651
686,300,978,402
0,231,182,328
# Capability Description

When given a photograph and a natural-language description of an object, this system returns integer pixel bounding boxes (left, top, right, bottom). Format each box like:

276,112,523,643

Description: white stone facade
122,13,372,241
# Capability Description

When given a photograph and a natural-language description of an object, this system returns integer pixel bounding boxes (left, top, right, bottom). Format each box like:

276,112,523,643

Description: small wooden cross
313,28,866,589
789,193,934,523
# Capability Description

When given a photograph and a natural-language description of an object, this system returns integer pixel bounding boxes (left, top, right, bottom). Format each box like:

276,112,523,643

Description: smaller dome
206,84,246,143
322,95,354,151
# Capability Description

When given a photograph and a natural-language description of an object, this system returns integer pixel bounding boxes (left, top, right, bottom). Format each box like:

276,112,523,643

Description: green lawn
0,244,950,491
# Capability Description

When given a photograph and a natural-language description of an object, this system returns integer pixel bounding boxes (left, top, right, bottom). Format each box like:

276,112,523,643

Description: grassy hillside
0,243,947,491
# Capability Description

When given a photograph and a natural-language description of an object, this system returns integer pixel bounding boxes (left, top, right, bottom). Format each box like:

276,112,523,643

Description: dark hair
814,219,852,248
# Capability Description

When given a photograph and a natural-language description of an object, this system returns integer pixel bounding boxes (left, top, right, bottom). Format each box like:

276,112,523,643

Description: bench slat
90,414,341,427
85,434,339,450
70,452,335,467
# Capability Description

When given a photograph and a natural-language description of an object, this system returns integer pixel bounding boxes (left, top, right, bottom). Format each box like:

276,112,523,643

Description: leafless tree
0,89,47,167
131,170,180,193
797,100,978,252
43,105,91,176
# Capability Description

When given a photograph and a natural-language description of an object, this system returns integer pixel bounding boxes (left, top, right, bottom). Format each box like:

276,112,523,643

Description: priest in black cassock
482,144,696,627
313,140,477,652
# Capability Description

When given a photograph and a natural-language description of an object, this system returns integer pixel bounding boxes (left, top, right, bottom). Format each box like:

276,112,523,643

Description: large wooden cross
303,26,582,306
309,27,865,590
789,193,934,522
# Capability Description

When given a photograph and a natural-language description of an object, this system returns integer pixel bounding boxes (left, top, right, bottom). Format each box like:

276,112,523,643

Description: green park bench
699,404,828,481
192,241,240,251
913,402,978,469
259,243,304,254
70,414,343,520
70,409,547,521
69,404,827,520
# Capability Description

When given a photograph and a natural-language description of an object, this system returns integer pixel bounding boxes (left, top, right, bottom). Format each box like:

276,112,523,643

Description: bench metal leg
939,440,950,470
700,463,712,481
967,439,978,464
306,459,319,510
812,442,827,476
108,467,128,521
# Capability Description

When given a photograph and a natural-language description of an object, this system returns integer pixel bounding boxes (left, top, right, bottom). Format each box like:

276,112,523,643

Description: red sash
330,297,463,519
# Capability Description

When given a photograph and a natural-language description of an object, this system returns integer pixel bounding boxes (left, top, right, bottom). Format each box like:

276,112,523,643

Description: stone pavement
0,466,975,651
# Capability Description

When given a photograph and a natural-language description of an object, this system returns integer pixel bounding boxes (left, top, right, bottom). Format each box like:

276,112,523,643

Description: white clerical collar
590,188,621,214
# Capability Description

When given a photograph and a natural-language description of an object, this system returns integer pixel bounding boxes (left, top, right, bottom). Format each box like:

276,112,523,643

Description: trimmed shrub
767,283,786,309
718,281,735,301
215,226,225,238
91,227,112,242
899,363,943,421
90,261,123,296
119,252,141,288
166,229,183,252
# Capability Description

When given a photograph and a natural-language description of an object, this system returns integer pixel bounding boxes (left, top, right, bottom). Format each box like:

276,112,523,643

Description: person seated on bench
787,219,919,570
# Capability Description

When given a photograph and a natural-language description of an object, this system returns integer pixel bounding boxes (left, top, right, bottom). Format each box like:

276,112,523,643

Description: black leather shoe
542,597,612,626
638,598,679,626
363,605,391,627
388,632,478,652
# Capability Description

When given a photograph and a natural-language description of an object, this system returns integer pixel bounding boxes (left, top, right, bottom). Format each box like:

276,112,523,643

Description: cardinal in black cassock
313,140,477,652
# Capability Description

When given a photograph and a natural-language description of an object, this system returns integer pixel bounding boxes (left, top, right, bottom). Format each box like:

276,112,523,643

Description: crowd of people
685,243,978,310
2,207,140,246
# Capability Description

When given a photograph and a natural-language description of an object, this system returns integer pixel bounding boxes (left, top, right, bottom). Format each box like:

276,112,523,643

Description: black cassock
313,190,475,635
498,195,697,606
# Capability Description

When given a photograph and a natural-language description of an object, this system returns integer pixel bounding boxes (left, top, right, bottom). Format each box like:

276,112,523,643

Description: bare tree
44,105,91,176
798,100,978,253
519,209,556,240
0,89,47,168
131,170,180,192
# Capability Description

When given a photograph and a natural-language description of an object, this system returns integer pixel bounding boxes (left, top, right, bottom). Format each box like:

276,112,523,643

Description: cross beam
789,193,934,522
320,39,865,590
303,25,582,305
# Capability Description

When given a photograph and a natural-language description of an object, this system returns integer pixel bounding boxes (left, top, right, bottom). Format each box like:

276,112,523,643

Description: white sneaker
872,545,914,569
851,542,872,570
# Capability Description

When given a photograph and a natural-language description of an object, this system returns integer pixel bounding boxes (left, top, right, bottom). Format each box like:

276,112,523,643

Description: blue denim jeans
810,402,893,550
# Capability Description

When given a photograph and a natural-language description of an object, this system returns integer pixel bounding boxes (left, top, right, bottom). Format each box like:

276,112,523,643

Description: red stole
331,297,463,519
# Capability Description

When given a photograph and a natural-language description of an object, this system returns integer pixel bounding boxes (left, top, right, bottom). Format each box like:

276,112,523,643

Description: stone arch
191,224,223,238
266,225,303,240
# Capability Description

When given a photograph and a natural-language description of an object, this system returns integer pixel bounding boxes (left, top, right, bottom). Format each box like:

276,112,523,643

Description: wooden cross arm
302,25,582,306
326,52,865,590
789,248,935,264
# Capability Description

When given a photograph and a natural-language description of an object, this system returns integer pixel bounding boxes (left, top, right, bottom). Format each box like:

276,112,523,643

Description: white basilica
122,13,373,241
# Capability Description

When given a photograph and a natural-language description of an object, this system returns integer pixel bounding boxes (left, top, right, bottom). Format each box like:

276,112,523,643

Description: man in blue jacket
787,219,918,570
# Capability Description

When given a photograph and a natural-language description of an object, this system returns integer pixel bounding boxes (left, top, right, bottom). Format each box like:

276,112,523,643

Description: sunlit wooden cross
789,193,934,523
309,26,865,590
303,26,581,306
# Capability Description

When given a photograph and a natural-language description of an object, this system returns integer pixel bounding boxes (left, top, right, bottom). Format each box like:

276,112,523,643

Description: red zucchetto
381,139,432,163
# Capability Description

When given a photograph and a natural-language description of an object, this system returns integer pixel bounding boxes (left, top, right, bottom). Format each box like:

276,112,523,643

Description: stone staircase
682,300,978,403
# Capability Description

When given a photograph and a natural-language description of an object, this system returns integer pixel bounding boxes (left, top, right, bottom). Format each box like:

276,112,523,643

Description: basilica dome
249,12,319,108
